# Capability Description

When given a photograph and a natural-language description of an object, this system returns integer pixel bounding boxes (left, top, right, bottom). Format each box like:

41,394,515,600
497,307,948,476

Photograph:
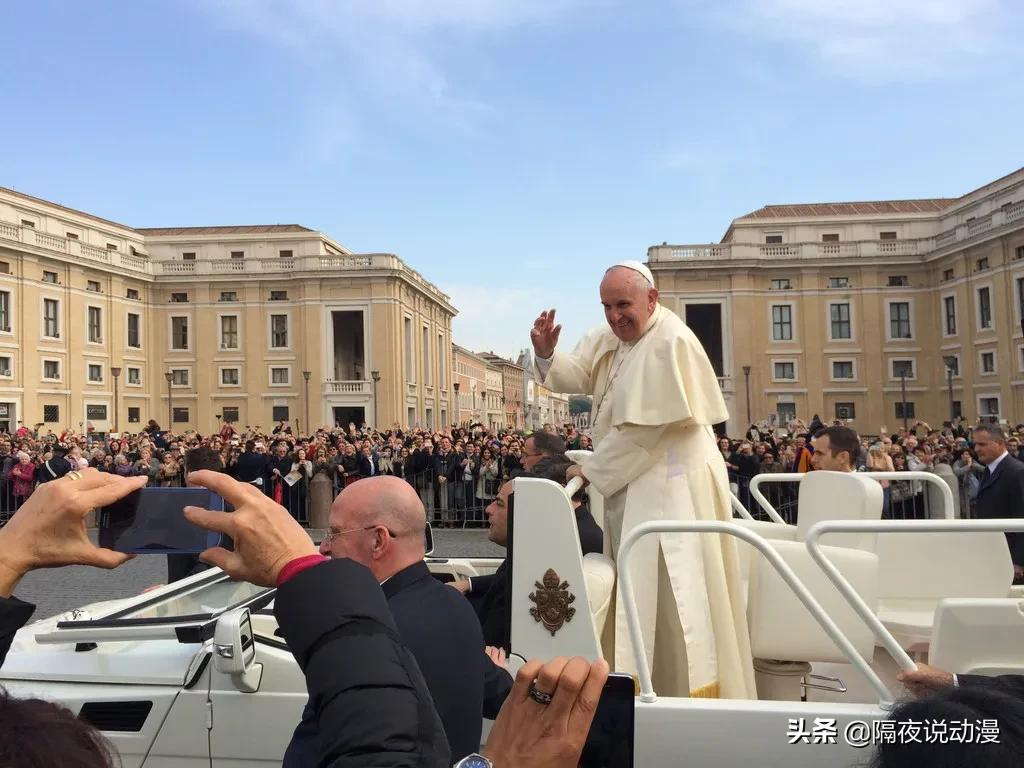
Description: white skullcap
608,260,655,288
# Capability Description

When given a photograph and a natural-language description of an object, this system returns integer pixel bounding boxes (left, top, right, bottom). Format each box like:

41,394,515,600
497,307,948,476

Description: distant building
0,187,455,433
648,168,1024,435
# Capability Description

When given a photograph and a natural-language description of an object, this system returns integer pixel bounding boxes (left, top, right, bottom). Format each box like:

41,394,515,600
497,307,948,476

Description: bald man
283,476,508,766
531,262,755,699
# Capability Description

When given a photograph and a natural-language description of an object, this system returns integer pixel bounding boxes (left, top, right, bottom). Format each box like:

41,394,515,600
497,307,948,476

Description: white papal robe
536,304,756,699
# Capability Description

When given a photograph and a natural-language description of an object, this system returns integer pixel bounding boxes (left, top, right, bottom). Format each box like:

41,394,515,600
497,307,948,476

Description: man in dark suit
234,439,270,492
432,437,458,527
284,475,511,765
972,425,1024,582
356,444,378,478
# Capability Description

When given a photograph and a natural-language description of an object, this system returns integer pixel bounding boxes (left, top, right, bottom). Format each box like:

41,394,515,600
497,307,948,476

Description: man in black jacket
972,425,1024,582
284,475,510,764
433,437,458,527
234,440,270,492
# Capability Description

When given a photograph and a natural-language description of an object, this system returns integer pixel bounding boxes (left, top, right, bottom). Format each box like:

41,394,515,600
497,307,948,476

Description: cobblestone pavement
16,529,501,620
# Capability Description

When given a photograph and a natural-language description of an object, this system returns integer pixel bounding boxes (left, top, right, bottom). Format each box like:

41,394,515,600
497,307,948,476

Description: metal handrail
749,471,955,522
730,491,755,520
617,520,894,705
804,518,1024,674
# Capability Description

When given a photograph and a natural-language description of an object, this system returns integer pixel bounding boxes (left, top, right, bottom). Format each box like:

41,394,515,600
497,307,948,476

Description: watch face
458,756,491,768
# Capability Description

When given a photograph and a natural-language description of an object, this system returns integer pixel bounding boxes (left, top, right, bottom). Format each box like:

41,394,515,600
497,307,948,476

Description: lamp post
110,367,121,433
453,381,460,424
942,356,957,422
164,371,174,431
302,370,311,434
742,365,752,426
371,370,381,427
899,371,908,433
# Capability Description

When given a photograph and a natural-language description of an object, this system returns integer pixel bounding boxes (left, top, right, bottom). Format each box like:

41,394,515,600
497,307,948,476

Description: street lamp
371,370,381,427
453,381,460,424
110,367,121,433
302,370,312,434
164,371,174,431
899,371,908,433
742,365,752,426
942,356,957,423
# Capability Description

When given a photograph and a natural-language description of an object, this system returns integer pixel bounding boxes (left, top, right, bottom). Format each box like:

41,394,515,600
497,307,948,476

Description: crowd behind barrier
0,414,1018,527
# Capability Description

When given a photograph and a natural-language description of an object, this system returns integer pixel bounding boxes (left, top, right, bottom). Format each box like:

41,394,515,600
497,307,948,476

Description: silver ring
528,682,553,706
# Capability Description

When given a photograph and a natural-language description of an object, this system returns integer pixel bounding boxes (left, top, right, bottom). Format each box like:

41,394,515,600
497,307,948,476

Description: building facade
0,187,455,434
648,168,1024,435
479,353,524,428
453,344,488,425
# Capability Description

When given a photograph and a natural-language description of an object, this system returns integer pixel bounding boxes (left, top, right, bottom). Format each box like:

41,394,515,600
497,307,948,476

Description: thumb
82,548,135,570
197,546,242,575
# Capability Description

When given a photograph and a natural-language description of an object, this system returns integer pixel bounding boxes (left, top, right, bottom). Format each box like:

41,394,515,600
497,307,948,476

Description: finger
552,324,562,342
545,656,590,723
197,546,242,574
568,657,609,735
548,309,557,327
186,470,251,507
511,659,544,704
184,506,235,536
80,475,148,510
78,547,135,570
65,467,115,490
534,655,570,698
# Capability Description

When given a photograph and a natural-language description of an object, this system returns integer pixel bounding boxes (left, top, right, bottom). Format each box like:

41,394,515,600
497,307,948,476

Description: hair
0,690,117,768
817,425,860,467
183,446,224,474
870,686,1024,768
525,460,585,502
973,425,1007,443
528,430,566,458
244,439,256,452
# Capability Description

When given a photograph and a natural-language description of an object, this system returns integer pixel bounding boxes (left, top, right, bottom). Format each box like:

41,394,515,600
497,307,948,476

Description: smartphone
579,673,636,768
98,487,225,554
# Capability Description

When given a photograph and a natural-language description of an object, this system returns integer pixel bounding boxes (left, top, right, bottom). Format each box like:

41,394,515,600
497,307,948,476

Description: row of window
36,404,272,426
33,359,295,387
403,317,447,389
769,282,1018,343
774,396,1001,424
770,351,1003,382
769,276,909,290
170,290,289,303
763,232,900,245
180,250,294,261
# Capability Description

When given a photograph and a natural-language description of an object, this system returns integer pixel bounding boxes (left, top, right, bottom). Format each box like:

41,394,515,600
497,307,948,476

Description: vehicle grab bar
617,520,895,705
804,518,1024,673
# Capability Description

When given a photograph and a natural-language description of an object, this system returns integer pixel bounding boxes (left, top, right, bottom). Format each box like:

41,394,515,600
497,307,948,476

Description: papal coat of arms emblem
528,568,576,636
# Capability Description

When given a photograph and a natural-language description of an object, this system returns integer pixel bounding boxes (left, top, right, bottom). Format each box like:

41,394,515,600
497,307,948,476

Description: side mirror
213,608,262,693
424,522,435,557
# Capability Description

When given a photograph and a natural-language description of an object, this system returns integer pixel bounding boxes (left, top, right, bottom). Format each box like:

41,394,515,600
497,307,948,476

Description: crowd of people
0,418,594,529
718,415,1024,521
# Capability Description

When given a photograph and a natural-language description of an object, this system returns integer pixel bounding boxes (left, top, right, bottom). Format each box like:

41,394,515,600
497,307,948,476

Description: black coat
0,596,34,670
959,673,1024,699
469,559,512,652
575,503,605,557
234,452,270,486
284,561,507,765
974,454,1024,566
357,454,379,478
276,559,449,768
433,451,458,483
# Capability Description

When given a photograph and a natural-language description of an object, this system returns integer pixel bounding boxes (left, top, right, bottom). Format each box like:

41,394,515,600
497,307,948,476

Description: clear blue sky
3,0,1021,358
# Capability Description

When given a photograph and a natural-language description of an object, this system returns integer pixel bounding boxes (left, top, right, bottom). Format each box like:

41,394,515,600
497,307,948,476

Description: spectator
9,453,36,508
952,447,984,518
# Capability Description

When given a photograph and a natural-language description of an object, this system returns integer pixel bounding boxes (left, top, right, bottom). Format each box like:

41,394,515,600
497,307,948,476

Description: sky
2,0,1022,358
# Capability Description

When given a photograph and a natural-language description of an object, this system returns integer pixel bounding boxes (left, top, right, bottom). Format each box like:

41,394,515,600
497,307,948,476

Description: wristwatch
454,754,493,768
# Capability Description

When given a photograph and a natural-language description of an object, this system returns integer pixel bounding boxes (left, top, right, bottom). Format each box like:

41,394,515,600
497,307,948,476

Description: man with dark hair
972,425,1024,582
810,425,860,472
35,445,72,484
529,460,603,556
234,439,270,492
522,431,566,472
167,446,225,583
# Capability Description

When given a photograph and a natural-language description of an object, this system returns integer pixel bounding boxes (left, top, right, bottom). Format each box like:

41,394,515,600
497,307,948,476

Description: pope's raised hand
184,470,317,587
531,309,562,359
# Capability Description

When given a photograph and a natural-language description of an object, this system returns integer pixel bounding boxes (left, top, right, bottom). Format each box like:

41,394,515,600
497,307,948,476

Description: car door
208,630,307,766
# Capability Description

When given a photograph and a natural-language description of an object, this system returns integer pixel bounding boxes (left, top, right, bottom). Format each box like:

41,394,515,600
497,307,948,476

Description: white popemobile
2,468,1023,767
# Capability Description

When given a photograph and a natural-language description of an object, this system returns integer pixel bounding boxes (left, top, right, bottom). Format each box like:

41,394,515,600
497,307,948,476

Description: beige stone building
479,353,525,428
453,344,489,425
648,168,1024,436
0,187,456,434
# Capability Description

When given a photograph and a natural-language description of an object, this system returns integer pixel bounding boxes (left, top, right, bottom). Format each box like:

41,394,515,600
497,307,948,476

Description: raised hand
531,309,562,359
184,470,317,587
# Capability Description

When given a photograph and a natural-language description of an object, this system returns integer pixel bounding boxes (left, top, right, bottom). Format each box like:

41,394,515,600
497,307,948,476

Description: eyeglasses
321,524,398,545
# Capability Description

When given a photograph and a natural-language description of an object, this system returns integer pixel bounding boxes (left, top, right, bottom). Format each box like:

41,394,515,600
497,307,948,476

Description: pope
531,261,755,699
